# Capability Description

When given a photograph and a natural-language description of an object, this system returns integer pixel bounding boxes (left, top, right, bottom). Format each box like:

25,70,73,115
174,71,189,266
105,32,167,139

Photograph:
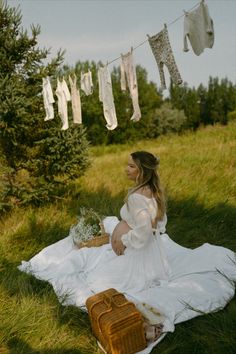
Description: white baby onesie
98,65,118,130
80,70,93,95
42,76,55,121
69,74,82,124
55,78,71,130
183,0,214,56
120,48,141,122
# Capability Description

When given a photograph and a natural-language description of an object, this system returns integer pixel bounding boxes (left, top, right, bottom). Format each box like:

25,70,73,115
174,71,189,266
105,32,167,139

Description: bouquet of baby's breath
70,207,107,247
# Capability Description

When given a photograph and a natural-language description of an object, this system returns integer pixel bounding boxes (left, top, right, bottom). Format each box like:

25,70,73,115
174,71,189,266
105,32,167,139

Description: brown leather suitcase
86,288,147,354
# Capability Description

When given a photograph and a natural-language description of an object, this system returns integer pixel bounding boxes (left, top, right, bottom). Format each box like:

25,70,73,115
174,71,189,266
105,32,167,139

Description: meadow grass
0,121,236,353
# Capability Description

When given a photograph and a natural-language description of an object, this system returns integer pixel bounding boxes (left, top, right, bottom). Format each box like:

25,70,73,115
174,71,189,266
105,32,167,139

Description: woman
85,151,171,294
18,151,236,349
111,151,166,256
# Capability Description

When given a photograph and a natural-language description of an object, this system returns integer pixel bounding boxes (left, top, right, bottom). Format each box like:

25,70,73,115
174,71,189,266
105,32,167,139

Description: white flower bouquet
69,207,109,248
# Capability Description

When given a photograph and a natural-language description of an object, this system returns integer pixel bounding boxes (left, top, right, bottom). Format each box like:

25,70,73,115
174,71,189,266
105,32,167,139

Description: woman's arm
121,195,154,249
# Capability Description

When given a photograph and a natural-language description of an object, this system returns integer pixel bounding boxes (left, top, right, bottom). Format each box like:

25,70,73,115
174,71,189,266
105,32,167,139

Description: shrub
149,103,187,138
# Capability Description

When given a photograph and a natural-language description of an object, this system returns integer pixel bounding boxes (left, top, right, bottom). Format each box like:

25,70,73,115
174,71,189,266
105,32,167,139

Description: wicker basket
86,288,147,354
79,233,109,248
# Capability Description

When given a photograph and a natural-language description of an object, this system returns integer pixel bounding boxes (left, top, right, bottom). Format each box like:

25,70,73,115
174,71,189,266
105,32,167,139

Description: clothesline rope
107,0,202,66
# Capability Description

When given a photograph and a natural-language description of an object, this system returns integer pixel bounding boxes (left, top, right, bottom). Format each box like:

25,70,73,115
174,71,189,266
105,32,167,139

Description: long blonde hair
128,151,166,220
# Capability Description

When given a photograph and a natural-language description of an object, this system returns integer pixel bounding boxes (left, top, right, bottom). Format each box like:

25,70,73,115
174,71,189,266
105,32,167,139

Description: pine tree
0,2,90,209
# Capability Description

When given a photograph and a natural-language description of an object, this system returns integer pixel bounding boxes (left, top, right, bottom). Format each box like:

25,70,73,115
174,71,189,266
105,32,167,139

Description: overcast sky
7,0,236,91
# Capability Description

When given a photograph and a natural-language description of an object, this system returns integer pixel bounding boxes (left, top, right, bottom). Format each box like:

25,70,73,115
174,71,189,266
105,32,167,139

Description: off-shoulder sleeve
121,194,154,249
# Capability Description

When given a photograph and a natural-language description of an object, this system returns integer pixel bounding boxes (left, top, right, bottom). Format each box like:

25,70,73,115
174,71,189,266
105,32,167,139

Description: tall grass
0,121,236,353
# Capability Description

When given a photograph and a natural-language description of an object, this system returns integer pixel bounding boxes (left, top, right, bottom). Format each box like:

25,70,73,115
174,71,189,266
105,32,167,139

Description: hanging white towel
55,78,71,130
81,70,93,95
42,76,55,121
120,48,141,122
98,65,118,130
69,74,82,124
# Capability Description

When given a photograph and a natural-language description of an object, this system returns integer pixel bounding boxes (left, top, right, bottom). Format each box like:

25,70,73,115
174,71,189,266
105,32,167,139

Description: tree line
60,62,236,145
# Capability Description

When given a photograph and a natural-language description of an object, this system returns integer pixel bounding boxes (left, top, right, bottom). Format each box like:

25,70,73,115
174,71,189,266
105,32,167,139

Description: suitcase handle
96,294,135,332
89,292,130,314
103,293,126,309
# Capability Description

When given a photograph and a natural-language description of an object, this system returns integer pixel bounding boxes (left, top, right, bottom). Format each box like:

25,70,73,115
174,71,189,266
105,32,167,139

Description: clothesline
107,0,202,66
43,0,214,132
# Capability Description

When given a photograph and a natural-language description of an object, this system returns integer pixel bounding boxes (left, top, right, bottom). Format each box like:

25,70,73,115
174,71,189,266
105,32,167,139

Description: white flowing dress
18,193,236,354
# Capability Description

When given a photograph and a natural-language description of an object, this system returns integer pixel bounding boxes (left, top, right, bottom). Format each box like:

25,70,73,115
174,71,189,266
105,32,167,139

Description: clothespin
68,74,72,85
42,67,48,78
57,72,62,82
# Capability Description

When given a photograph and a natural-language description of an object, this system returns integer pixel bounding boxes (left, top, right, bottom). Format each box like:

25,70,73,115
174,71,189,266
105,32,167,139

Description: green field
0,122,236,354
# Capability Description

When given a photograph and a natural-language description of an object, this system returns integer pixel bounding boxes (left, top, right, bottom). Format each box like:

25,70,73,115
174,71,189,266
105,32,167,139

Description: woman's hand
111,220,131,256
112,234,126,256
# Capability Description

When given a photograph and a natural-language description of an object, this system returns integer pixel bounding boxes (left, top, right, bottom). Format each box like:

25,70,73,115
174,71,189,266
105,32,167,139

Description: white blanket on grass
18,219,236,354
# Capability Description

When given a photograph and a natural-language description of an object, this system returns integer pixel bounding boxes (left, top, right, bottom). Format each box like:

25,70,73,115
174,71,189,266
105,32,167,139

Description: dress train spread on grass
18,194,236,354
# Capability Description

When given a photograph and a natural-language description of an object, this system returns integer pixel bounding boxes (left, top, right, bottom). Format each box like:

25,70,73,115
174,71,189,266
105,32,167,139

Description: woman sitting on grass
85,151,171,293
18,151,236,347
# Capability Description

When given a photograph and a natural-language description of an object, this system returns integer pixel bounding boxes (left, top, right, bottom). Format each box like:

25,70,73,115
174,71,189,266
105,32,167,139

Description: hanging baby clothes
147,24,183,91
97,65,118,130
120,48,141,122
55,78,71,131
81,70,93,95
69,74,82,124
42,76,55,121
183,0,214,56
